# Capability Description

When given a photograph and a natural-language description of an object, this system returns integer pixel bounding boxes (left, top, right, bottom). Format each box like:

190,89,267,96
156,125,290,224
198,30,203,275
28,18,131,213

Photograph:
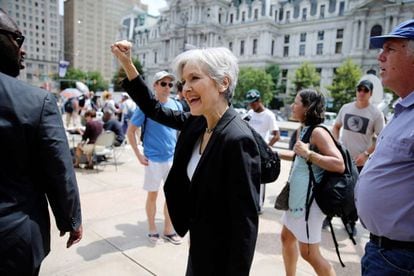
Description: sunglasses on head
357,86,370,93
0,29,25,48
160,81,173,88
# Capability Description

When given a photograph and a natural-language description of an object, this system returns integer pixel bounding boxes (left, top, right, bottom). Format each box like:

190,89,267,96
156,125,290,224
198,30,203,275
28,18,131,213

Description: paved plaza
40,145,368,275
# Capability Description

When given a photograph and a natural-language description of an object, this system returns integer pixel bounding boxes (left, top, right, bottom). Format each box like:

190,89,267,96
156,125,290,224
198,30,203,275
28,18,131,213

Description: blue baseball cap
370,19,414,49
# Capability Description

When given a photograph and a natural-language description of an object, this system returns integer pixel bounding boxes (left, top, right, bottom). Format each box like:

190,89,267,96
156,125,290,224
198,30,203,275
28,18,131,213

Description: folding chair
93,131,117,171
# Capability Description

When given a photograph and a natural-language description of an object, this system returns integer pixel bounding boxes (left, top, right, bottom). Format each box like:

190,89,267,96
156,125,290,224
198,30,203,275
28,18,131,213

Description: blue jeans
362,241,414,275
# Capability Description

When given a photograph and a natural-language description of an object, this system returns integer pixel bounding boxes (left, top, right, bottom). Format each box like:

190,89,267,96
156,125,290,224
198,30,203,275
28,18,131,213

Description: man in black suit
0,9,82,275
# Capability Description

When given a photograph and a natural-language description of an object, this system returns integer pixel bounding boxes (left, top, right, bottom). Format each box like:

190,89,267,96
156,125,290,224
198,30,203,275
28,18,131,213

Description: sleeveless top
287,126,325,218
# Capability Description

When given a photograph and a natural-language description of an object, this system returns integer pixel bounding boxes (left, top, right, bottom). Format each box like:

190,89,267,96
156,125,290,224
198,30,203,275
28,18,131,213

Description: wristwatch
363,150,370,157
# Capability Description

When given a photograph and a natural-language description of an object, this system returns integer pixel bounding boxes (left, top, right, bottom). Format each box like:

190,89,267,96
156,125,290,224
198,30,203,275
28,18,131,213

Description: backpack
302,125,359,267
245,123,281,184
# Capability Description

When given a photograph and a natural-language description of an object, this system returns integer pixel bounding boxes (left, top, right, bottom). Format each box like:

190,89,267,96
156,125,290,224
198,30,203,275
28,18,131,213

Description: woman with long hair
281,89,344,276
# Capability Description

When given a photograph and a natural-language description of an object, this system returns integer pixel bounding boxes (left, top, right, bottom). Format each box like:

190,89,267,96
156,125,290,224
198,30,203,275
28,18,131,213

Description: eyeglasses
0,29,25,48
357,87,370,93
160,81,173,88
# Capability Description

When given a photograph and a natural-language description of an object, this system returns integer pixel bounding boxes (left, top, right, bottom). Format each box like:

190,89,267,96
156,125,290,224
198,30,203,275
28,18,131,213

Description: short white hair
172,47,239,102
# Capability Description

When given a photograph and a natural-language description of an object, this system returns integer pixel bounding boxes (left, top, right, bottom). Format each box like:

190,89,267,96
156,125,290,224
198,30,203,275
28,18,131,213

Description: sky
59,0,167,16
141,0,167,16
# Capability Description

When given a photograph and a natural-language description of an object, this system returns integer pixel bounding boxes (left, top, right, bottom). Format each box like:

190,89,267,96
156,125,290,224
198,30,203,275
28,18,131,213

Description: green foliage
326,59,362,112
265,64,280,91
86,71,108,91
55,68,108,92
234,67,274,107
291,62,320,99
112,58,144,91
283,62,321,104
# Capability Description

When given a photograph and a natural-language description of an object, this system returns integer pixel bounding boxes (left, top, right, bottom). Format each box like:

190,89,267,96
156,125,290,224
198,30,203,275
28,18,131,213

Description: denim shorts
361,241,414,275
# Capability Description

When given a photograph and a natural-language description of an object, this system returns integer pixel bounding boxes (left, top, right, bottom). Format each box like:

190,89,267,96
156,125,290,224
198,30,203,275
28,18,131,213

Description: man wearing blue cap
356,19,414,275
244,89,280,214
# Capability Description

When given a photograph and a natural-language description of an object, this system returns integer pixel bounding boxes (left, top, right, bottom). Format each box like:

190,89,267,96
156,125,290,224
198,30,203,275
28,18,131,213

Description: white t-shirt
246,108,279,142
336,102,385,159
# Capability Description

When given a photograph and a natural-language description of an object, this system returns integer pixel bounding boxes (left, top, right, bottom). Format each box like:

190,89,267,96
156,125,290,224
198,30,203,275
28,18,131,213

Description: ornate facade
124,0,414,95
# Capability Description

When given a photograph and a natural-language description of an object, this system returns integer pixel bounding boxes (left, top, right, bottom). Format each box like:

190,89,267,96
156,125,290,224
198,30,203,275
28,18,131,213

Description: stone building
0,0,61,89
124,0,414,97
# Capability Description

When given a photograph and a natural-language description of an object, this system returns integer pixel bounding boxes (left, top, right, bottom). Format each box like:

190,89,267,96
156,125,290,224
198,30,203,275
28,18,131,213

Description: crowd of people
1,6,413,275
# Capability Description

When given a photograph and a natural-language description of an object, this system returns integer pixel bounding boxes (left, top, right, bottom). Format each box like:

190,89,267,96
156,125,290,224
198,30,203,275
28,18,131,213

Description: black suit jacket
0,72,82,271
124,77,260,275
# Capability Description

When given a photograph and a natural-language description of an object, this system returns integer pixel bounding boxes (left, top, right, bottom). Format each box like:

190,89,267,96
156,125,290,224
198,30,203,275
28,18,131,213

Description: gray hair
172,47,239,102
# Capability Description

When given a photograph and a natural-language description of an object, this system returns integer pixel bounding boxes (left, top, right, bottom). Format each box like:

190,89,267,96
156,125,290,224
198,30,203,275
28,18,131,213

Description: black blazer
124,77,260,275
0,72,82,271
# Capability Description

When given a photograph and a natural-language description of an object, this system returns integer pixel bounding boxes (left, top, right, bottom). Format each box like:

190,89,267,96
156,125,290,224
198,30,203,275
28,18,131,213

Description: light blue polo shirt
356,91,414,241
131,98,182,162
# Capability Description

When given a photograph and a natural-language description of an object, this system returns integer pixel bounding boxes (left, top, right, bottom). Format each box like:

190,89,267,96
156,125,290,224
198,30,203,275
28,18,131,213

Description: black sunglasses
0,29,25,48
160,81,173,88
357,86,370,93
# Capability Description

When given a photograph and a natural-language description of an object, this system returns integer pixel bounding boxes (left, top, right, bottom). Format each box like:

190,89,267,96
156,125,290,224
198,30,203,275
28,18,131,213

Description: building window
286,11,290,22
339,1,345,16
230,14,234,24
271,40,275,56
299,44,305,56
253,39,258,55
254,9,258,20
281,69,288,89
242,11,246,22
283,46,289,57
229,42,233,51
302,8,307,21
274,10,278,22
318,31,324,40
154,51,157,64
335,42,342,54
300,32,306,42
336,28,344,39
316,43,323,55
240,40,245,56
320,5,325,18
370,25,383,49
284,34,290,44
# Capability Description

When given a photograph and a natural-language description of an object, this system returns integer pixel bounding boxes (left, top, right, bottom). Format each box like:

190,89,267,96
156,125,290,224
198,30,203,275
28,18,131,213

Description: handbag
274,182,289,210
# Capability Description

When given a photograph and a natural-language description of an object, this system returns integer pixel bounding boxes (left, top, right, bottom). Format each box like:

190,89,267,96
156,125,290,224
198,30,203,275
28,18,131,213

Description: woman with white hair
111,41,260,275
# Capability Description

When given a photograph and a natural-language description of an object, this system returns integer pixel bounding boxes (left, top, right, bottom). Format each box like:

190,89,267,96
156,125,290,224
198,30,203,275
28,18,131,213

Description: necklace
199,130,214,155
205,127,215,134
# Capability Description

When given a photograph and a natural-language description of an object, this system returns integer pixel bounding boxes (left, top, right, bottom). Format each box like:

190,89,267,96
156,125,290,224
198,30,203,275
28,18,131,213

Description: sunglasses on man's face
357,87,370,93
160,81,173,88
0,29,25,48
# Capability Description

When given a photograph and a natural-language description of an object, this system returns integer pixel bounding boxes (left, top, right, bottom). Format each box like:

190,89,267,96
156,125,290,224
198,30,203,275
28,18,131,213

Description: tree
265,64,286,109
86,71,108,92
290,62,320,100
265,64,280,92
53,68,108,92
112,58,144,91
234,67,274,107
326,59,362,112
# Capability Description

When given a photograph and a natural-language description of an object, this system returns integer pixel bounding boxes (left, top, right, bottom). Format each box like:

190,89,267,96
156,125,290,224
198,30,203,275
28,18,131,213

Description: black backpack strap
305,162,315,256
141,115,147,143
304,125,352,267
328,219,346,267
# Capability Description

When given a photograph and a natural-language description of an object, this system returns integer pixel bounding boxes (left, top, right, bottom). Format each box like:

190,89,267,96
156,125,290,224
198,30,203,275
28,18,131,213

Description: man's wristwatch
363,150,370,157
